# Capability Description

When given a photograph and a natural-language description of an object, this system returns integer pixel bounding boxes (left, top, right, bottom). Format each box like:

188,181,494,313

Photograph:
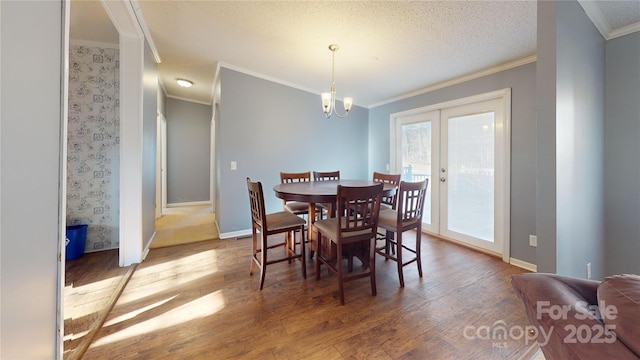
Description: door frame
101,0,146,267
390,88,511,262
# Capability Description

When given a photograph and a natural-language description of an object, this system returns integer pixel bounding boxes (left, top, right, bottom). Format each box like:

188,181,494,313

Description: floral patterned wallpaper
67,43,120,252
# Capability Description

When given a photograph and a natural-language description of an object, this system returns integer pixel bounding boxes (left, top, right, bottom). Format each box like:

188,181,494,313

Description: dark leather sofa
511,273,640,360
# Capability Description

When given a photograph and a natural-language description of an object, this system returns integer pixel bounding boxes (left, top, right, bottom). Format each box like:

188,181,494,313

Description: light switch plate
230,161,237,170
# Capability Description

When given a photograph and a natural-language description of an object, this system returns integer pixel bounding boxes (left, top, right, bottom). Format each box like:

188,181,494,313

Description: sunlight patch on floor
90,290,226,348
64,275,127,320
63,329,90,342
103,295,177,327
114,250,220,306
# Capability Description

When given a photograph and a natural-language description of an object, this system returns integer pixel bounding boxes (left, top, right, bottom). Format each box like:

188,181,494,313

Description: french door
390,90,510,259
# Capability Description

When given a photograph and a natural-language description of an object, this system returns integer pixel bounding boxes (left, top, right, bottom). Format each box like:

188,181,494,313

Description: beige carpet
150,205,219,249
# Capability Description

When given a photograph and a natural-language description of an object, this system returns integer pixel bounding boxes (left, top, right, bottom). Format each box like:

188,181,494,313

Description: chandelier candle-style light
321,44,353,119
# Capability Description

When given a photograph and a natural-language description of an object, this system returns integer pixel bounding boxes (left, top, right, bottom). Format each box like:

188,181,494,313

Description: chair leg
397,231,405,288
416,228,423,278
284,231,296,264
337,241,345,305
310,226,317,259
369,238,377,297
250,230,257,275
315,232,322,281
259,235,267,290
384,230,392,260
347,246,354,272
299,227,307,279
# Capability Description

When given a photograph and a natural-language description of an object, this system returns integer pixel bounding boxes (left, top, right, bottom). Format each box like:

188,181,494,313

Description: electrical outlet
587,263,592,279
529,235,537,247
386,164,390,171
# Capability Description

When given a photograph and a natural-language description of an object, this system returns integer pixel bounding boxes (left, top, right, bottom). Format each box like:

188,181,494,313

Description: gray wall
369,63,537,264
142,40,158,250
1,1,63,357
537,0,607,279
166,97,211,204
604,31,640,276
217,68,369,236
555,0,605,279
536,0,558,275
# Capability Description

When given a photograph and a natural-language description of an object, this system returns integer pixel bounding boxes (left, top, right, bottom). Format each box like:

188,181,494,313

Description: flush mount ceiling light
321,44,353,119
176,79,193,88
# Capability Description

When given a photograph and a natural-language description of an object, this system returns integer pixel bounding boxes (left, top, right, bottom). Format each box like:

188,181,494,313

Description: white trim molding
166,94,212,106
510,258,537,272
129,0,161,63
578,0,640,40
102,0,145,267
218,61,321,99
166,201,211,208
371,56,534,108
219,229,252,240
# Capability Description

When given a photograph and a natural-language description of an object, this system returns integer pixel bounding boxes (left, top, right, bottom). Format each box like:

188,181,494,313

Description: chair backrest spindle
373,172,401,209
280,171,311,184
313,170,340,181
396,179,429,223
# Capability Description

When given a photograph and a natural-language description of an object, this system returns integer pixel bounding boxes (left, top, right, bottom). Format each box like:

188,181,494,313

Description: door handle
440,177,446,182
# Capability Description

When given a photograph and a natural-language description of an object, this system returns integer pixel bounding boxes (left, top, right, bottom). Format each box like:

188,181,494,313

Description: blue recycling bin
66,224,88,260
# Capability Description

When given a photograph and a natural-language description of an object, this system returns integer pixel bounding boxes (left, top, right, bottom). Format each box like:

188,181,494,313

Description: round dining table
273,179,396,254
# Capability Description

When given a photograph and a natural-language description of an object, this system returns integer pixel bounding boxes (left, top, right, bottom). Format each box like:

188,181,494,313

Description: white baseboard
141,231,155,260
166,201,211,208
510,257,537,272
219,229,252,239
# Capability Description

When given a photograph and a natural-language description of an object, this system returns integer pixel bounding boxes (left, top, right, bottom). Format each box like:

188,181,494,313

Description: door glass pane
447,112,494,241
401,122,431,224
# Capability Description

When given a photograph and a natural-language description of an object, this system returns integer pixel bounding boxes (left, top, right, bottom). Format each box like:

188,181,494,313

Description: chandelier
321,44,353,119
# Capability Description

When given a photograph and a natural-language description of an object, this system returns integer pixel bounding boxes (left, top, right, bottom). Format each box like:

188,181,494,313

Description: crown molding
218,62,321,97
166,94,212,106
609,21,640,40
578,0,640,41
578,0,611,39
129,0,161,64
369,55,537,108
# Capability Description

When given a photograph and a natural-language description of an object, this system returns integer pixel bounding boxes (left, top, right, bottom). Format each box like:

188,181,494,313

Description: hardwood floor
80,231,540,359
64,205,215,359
64,249,134,359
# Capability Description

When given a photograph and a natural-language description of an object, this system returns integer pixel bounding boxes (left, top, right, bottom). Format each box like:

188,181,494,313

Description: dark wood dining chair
372,172,401,210
313,183,383,305
376,179,428,287
247,178,306,290
372,172,402,246
312,170,340,219
280,171,322,220
313,170,340,181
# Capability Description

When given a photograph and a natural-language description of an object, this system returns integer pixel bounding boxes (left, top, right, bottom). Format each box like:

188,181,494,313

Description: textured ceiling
597,0,640,29
71,0,640,107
